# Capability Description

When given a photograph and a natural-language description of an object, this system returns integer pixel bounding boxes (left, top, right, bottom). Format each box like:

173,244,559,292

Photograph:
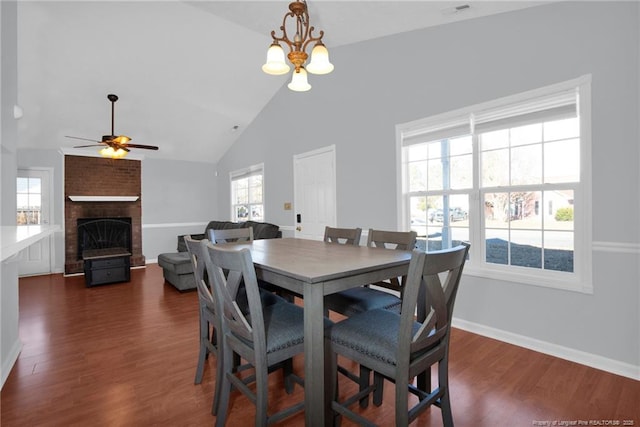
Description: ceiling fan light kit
66,94,159,159
262,0,333,92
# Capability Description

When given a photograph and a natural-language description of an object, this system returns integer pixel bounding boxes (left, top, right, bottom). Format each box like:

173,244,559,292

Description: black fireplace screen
77,217,132,259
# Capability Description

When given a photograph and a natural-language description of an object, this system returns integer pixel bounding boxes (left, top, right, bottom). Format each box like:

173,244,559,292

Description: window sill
463,264,593,295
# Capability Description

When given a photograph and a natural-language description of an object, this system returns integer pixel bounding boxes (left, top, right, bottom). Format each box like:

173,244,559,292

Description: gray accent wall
141,158,218,260
217,2,640,370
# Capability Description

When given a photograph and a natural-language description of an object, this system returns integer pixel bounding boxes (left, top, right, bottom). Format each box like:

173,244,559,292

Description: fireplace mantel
68,196,139,202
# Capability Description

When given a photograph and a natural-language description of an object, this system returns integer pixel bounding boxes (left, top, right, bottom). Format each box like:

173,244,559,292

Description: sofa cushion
243,221,281,239
158,252,192,275
177,233,205,252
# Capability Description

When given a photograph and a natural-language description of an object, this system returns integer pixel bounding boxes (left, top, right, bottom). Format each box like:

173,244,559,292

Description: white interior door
17,168,52,276
293,145,336,240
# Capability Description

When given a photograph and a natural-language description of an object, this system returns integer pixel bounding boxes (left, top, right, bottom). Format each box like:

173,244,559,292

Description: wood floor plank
1,264,638,426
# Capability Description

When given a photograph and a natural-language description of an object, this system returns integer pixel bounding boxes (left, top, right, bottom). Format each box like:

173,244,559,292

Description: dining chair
185,234,285,416
209,226,254,243
184,235,224,415
324,228,417,317
326,244,469,427
323,226,362,245
211,225,295,301
323,228,417,407
205,244,332,427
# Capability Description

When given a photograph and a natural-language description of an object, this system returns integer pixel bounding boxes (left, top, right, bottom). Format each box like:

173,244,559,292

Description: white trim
68,196,139,202
1,339,22,389
141,222,208,229
59,147,145,161
452,318,640,381
462,265,594,294
592,241,640,254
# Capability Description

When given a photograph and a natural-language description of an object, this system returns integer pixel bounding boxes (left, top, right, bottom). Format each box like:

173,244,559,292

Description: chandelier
262,0,334,92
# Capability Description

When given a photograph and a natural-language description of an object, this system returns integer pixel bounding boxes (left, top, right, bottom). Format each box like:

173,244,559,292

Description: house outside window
231,164,264,222
397,76,592,293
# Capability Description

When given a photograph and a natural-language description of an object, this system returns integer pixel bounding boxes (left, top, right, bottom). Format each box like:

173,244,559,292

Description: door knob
296,226,302,231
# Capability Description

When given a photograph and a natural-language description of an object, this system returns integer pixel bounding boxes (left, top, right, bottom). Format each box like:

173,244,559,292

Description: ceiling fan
66,94,159,158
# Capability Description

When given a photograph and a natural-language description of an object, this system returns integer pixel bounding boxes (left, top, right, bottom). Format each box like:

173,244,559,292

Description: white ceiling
16,1,546,164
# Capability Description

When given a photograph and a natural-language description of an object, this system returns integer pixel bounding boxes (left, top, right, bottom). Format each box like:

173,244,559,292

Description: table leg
303,283,326,427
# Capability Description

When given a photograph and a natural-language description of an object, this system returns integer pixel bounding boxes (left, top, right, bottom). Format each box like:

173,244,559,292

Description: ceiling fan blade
125,143,159,150
66,135,102,143
73,144,106,148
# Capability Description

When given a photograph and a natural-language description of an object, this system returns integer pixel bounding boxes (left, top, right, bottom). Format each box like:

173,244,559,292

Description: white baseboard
1,339,23,389
452,317,640,381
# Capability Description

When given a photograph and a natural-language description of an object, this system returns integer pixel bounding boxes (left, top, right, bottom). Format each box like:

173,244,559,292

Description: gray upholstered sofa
158,220,281,291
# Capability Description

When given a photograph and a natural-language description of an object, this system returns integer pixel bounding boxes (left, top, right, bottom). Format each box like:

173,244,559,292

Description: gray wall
216,2,640,369
1,0,21,386
141,158,218,261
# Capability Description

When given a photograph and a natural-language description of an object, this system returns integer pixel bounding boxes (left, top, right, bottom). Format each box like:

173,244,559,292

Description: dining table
222,237,412,427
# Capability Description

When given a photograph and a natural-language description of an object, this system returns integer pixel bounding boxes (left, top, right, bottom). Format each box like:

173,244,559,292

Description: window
17,176,42,225
398,76,592,292
231,164,264,222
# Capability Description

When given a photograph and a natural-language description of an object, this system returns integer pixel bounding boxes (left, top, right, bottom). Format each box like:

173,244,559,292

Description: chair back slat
365,229,417,293
184,236,216,312
367,229,417,251
209,227,254,244
324,226,362,246
204,244,266,352
184,235,207,285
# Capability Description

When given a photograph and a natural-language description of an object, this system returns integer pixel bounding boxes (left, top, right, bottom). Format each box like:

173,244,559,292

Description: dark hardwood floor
1,265,638,426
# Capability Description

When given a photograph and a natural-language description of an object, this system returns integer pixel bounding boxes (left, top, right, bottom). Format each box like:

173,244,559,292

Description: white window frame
230,163,264,222
396,75,592,293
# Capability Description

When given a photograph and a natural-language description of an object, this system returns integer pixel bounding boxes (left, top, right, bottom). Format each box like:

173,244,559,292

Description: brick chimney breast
64,156,145,274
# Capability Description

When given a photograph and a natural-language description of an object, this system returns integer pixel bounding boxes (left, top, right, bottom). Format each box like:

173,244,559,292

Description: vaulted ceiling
16,1,545,164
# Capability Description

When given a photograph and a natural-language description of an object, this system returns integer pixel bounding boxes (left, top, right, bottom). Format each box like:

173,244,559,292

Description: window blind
401,116,470,147
230,164,263,181
473,89,577,134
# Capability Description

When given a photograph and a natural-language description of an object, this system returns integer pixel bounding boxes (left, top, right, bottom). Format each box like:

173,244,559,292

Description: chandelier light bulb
262,43,291,75
307,43,334,75
288,67,311,92
263,0,332,91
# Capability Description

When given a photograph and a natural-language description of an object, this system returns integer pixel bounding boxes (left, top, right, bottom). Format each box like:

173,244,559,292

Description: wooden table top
220,237,412,283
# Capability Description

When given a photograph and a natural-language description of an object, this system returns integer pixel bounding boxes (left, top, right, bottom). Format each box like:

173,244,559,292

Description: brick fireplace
64,155,145,274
